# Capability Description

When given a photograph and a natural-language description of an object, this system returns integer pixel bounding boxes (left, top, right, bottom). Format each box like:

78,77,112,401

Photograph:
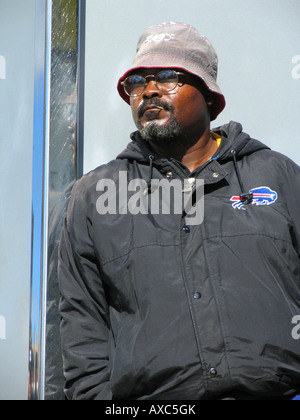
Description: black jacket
58,121,300,400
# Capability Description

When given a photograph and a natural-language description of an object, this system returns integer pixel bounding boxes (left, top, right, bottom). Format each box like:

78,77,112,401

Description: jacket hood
212,121,269,160
116,121,270,163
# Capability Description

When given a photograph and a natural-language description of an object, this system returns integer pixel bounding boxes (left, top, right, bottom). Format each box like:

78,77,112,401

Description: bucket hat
117,22,226,121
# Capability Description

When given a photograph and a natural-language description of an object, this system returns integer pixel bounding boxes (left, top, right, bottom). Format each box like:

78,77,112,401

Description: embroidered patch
144,33,175,44
230,186,278,210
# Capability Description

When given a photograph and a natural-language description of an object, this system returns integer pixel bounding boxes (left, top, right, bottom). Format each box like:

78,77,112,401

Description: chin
138,119,183,143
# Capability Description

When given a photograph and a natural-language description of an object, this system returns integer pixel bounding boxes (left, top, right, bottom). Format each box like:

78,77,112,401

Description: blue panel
29,0,50,400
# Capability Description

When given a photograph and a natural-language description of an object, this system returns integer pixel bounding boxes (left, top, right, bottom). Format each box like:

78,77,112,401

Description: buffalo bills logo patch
231,186,278,210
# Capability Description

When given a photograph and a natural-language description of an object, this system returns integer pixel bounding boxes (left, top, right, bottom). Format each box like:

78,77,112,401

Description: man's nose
142,80,163,99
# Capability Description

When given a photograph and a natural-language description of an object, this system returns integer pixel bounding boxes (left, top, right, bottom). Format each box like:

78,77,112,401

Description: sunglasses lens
156,70,178,91
124,75,145,97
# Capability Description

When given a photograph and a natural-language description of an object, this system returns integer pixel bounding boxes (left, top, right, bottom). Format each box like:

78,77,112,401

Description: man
58,22,300,400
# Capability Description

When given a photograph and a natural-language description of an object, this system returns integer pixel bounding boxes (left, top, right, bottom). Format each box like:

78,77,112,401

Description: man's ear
206,92,214,107
206,96,214,118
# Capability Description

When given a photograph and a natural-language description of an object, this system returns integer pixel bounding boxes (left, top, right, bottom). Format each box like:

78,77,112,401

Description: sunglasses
121,69,185,98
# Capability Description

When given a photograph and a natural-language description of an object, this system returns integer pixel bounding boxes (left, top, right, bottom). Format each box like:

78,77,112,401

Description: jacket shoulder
72,159,126,196
254,148,300,173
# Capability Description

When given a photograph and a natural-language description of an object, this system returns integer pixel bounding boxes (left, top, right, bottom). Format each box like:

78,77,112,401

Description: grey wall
84,0,300,173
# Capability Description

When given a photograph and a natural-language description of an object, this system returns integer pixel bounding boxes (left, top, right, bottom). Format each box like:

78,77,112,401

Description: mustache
137,98,173,119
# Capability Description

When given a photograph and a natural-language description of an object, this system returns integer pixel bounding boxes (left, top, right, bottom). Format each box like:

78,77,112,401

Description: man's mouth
143,105,164,117
144,105,165,113
138,100,170,119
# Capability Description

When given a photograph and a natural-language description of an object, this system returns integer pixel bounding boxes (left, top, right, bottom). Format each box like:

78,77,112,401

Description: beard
137,117,185,146
136,98,186,146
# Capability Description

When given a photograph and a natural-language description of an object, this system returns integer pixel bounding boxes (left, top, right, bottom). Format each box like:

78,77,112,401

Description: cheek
130,98,140,124
174,90,209,126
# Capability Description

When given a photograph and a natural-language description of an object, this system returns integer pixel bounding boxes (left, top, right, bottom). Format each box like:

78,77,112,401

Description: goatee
136,98,186,146
138,118,185,146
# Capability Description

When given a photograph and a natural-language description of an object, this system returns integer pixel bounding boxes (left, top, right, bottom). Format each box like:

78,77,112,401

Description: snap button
212,172,219,178
166,171,173,179
182,226,190,233
209,367,217,377
182,177,196,192
193,292,202,299
188,177,196,185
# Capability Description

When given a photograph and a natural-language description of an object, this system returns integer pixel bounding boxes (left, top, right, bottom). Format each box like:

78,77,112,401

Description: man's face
129,68,211,145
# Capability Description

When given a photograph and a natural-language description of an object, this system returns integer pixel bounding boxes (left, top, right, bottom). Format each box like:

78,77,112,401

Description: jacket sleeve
58,180,112,400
